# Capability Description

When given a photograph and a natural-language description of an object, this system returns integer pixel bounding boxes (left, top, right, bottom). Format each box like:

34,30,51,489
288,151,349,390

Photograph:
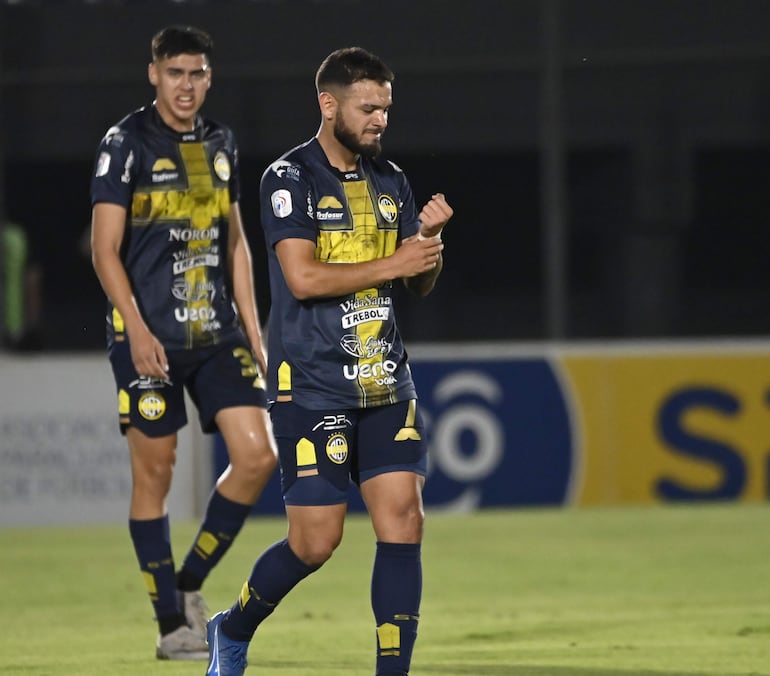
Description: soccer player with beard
206,47,453,675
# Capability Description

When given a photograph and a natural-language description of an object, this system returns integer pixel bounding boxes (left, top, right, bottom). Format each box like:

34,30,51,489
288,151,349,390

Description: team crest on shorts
325,433,349,464
213,151,231,181
138,392,166,421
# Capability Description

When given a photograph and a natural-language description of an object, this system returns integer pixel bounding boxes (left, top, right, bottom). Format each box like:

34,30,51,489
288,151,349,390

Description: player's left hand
418,193,453,239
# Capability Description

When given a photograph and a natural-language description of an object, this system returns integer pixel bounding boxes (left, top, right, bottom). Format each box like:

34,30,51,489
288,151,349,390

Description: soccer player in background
90,25,277,660
206,46,453,675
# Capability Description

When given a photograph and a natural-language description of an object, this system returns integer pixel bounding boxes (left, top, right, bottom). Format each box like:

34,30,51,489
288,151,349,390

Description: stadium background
2,0,770,524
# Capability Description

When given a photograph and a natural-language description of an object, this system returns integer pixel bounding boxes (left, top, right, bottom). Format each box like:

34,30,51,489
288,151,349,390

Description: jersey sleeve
259,159,317,248
227,130,242,204
90,125,138,209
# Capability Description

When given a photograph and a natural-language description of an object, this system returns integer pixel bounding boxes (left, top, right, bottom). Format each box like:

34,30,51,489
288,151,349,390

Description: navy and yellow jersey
260,138,421,410
90,105,244,351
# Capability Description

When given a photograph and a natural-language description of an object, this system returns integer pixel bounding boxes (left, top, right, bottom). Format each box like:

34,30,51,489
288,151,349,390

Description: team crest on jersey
325,433,349,464
377,194,398,223
213,151,231,181
138,392,166,421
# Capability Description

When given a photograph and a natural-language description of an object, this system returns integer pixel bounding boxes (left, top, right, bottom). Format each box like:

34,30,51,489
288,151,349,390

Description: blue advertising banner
213,351,576,514
414,359,574,509
214,341,770,513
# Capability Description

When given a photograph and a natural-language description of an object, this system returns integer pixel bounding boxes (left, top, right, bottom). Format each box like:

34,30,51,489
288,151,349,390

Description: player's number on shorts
232,347,265,388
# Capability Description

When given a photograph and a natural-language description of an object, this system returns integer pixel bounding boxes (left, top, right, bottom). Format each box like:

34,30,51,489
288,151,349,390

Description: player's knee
133,459,173,496
234,445,277,482
379,501,424,543
290,526,343,567
298,536,341,567
402,502,425,539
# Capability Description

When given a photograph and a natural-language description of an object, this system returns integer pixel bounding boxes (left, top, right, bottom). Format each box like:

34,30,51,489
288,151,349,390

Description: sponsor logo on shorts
325,433,348,464
138,392,166,421
128,376,172,389
311,414,352,431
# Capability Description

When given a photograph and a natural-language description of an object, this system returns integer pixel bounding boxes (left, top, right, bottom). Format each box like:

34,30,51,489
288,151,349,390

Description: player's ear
148,62,158,86
318,91,337,121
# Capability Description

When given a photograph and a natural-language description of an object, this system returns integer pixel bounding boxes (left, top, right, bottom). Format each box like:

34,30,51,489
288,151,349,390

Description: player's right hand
396,235,444,277
128,326,169,379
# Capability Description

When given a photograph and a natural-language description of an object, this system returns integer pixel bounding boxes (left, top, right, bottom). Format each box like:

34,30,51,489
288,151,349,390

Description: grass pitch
1,503,769,675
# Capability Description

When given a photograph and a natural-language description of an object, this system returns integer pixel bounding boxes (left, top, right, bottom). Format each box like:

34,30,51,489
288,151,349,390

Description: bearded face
333,109,383,157
329,79,391,158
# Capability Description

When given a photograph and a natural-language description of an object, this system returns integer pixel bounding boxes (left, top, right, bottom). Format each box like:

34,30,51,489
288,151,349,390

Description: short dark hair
151,25,213,62
315,47,394,93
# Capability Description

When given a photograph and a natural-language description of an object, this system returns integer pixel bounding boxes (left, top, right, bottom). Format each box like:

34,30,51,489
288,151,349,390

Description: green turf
1,503,769,675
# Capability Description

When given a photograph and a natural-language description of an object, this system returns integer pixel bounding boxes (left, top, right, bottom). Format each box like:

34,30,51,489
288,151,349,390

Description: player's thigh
216,405,277,466
360,470,425,543
356,400,427,542
190,340,268,433
286,503,347,564
270,402,356,506
125,426,178,484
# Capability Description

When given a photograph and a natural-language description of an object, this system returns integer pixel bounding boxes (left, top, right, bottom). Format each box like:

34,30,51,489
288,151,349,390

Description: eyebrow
360,101,391,110
164,65,210,76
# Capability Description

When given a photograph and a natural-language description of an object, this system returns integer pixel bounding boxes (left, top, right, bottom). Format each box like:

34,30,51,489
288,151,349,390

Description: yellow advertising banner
561,346,770,505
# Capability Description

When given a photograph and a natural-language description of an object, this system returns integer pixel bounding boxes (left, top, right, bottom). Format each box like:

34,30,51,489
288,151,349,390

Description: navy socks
177,490,252,590
222,539,319,641
128,516,183,634
372,542,422,675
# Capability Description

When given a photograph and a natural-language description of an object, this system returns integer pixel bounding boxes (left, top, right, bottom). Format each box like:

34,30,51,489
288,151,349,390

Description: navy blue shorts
270,399,428,506
108,335,267,437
